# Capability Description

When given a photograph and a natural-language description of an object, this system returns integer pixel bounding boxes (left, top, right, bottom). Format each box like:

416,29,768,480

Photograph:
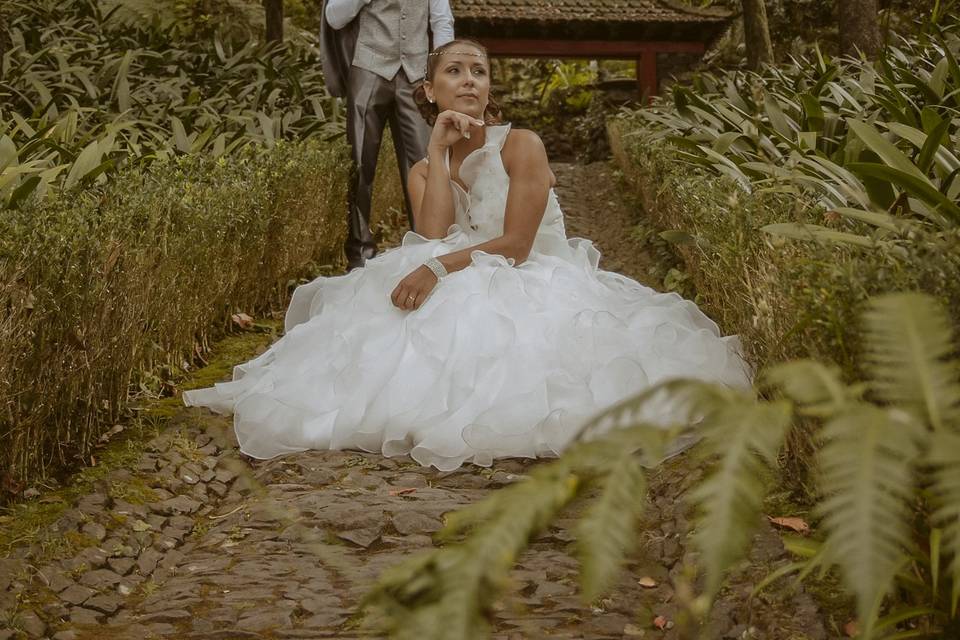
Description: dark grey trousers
345,66,430,268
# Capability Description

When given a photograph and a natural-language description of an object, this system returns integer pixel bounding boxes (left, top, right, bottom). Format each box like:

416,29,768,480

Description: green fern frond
365,456,582,639
688,399,793,597
863,293,960,434
816,405,919,633
763,359,859,417
928,431,960,616
576,450,647,602
580,379,744,450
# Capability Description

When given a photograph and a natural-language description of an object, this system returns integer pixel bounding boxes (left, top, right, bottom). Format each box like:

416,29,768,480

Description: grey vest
353,0,430,83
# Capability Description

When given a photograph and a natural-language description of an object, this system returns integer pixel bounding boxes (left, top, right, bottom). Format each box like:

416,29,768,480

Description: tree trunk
839,0,881,58
264,0,284,42
741,0,774,70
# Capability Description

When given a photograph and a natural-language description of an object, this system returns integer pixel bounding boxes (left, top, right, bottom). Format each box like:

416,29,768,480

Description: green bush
609,127,960,380
0,138,349,484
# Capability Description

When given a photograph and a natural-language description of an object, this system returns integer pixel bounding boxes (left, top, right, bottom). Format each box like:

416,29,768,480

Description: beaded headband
428,50,487,57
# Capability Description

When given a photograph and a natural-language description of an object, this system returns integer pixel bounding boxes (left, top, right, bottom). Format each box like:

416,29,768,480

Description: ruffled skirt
183,228,751,471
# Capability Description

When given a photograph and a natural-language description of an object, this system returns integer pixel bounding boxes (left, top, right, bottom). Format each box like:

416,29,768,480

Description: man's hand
390,265,439,311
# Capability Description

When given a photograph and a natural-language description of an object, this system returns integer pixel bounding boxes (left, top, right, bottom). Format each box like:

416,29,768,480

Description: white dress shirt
325,0,455,47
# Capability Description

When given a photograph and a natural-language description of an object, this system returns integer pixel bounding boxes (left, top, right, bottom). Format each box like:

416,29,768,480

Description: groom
320,0,455,270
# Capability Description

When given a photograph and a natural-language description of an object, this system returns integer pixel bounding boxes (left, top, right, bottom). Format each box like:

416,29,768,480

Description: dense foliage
0,140,348,483
0,0,340,208
0,0,371,487
629,27,960,238
607,26,960,386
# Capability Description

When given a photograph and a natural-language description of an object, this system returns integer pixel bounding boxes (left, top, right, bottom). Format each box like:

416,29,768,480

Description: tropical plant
0,0,342,208
364,292,960,639
619,24,960,250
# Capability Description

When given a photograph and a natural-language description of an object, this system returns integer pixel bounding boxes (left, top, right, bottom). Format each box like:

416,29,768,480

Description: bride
183,39,750,471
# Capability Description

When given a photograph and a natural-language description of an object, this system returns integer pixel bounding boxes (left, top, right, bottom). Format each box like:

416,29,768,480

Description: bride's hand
391,265,439,311
428,110,485,153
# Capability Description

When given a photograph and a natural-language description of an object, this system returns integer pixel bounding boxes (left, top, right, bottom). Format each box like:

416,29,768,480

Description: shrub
0,138,349,484
608,128,960,380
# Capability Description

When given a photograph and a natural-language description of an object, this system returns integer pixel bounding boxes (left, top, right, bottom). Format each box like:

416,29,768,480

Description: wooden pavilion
449,0,733,98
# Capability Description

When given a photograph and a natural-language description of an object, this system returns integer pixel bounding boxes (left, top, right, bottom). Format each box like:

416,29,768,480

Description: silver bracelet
424,257,448,280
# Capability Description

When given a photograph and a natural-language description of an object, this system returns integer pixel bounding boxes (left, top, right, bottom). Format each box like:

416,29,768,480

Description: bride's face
424,46,490,120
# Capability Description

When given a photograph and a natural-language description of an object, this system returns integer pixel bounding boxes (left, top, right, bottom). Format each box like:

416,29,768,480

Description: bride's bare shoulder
502,128,555,186
502,127,546,156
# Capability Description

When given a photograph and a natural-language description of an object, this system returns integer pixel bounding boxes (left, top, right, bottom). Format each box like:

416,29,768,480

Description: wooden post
264,0,284,42
637,51,658,102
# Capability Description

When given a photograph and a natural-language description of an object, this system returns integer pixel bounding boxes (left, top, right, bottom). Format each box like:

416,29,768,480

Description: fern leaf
576,451,647,601
578,379,740,450
863,293,960,433
688,400,792,597
816,405,918,632
364,458,582,639
928,431,960,616
763,359,855,416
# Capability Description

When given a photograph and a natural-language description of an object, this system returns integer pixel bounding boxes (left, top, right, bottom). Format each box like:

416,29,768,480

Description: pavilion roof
450,0,731,25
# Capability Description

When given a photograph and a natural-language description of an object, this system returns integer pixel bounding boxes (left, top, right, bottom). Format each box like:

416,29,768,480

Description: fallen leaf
638,576,658,588
843,619,859,637
767,515,810,535
653,615,668,630
231,312,254,330
388,487,417,496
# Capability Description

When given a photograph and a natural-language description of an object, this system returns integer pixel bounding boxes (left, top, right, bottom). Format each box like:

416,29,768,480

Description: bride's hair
413,39,504,126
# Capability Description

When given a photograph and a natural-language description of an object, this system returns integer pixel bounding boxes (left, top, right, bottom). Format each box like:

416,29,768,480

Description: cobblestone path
2,163,828,640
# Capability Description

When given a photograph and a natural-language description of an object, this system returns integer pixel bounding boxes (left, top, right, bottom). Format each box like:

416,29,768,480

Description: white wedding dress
184,124,750,470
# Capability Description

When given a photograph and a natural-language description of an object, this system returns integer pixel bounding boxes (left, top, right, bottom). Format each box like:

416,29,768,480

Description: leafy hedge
609,127,960,378
609,24,960,380
0,139,349,484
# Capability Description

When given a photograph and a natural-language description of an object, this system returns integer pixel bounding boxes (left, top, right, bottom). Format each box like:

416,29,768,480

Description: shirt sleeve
325,0,373,30
430,0,455,47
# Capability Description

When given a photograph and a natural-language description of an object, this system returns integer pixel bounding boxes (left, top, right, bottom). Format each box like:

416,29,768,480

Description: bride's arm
391,129,554,311
434,129,553,270
408,151,455,238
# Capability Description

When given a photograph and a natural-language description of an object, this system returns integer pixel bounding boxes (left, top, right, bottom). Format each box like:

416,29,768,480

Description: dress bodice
443,124,570,257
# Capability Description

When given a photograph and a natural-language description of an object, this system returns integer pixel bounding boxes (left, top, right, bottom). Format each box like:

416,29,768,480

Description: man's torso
353,0,431,83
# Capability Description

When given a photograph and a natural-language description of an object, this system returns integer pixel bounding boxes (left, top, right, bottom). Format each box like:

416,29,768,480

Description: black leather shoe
346,246,377,272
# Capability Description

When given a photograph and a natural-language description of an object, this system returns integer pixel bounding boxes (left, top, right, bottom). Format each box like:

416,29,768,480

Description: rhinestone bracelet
424,257,448,280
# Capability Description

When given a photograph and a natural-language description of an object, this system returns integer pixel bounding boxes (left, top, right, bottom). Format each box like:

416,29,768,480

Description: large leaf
927,431,960,616
576,452,647,601
764,360,855,417
863,293,960,433
846,162,960,225
816,405,918,635
846,119,929,182
688,400,792,597
62,138,103,190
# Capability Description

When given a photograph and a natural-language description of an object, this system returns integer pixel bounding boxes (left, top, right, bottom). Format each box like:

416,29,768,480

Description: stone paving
1,163,828,639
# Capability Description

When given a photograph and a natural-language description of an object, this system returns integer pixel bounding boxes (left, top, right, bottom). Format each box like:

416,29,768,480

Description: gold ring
407,295,415,301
